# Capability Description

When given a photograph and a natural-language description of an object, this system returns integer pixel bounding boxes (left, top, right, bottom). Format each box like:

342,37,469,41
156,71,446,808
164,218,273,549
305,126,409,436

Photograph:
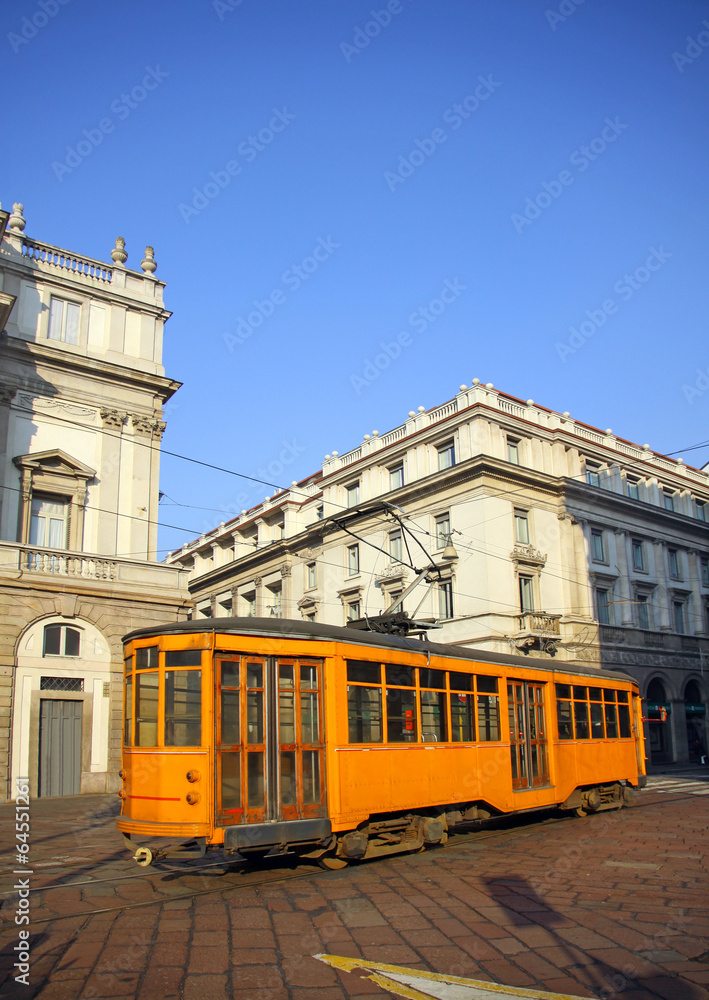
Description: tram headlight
186,770,201,783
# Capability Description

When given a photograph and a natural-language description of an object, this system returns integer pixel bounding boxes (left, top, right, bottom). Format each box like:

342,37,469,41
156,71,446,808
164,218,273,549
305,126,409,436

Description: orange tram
118,618,646,869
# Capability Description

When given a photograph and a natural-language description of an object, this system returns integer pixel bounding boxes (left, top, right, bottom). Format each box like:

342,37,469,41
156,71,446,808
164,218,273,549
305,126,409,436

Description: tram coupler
122,834,207,865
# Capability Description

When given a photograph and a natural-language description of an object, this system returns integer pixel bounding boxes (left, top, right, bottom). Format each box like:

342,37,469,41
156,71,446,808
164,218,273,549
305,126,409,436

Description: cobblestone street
1,774,708,999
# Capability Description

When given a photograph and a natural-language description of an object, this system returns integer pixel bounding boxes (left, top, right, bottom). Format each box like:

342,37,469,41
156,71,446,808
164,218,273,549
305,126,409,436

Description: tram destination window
165,649,202,667
135,646,158,669
165,669,202,746
556,684,632,740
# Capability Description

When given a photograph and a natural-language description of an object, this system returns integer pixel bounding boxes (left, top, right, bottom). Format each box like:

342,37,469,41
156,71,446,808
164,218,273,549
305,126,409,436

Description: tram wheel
134,847,153,867
573,807,587,819
318,853,349,870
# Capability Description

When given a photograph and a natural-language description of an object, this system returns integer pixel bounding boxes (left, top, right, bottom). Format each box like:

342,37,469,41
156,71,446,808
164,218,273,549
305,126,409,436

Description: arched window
43,624,81,657
647,678,666,703
684,680,702,704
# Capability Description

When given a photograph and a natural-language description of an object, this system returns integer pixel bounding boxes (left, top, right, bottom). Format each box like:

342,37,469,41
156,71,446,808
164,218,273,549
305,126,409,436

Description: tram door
508,681,549,790
216,656,325,825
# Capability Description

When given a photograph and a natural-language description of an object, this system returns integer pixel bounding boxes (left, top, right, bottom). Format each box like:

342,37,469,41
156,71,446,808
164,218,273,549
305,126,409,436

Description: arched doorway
684,680,707,762
12,616,112,797
646,678,671,764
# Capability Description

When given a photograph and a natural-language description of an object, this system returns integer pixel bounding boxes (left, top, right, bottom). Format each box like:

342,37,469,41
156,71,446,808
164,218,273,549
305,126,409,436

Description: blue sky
3,0,708,555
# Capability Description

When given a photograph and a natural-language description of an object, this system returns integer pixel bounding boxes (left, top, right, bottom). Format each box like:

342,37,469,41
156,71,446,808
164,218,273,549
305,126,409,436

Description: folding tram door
215,654,327,831
508,680,550,790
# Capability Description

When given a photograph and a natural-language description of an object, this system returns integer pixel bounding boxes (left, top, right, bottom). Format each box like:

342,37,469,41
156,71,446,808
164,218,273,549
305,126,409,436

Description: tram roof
123,617,636,685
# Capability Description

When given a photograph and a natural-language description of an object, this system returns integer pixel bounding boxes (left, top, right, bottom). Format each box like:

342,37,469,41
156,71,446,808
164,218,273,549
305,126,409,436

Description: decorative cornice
510,543,547,566
101,408,128,429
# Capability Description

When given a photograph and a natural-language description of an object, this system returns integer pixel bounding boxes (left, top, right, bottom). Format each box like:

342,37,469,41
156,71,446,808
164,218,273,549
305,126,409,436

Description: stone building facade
0,203,190,801
167,382,709,766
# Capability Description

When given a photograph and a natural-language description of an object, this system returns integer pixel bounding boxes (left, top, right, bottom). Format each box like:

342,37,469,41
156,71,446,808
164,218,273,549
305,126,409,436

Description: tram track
0,792,677,930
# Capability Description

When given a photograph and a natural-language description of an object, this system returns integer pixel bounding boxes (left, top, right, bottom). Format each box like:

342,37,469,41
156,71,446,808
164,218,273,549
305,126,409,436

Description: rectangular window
165,670,202,746
165,649,202,667
347,601,360,621
477,676,500,741
668,549,680,579
48,297,80,345
242,591,256,617
306,562,316,589
389,463,404,490
267,584,282,617
346,482,360,508
591,530,605,562
420,690,447,742
632,540,645,572
450,691,474,742
438,581,454,619
437,441,455,471
29,496,68,549
626,478,640,500
636,594,650,630
514,510,530,545
585,461,601,487
135,672,159,747
507,438,520,465
435,513,450,549
596,588,612,625
135,646,158,669
316,505,324,521
389,530,403,563
673,601,686,635
386,688,417,742
702,557,709,588
124,675,133,745
519,575,534,613
663,489,675,511
347,685,382,742
697,500,707,522
347,544,359,576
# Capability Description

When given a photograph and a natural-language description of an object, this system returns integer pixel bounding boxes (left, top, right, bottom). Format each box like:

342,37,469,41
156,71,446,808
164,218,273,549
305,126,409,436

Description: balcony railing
599,625,626,644
23,548,118,580
517,612,561,635
22,237,113,283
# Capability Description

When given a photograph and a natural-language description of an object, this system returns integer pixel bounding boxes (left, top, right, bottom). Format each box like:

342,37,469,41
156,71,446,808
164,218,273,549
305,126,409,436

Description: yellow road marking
314,954,591,1000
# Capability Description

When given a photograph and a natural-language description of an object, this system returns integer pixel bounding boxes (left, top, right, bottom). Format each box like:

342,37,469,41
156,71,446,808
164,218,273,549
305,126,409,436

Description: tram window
279,665,296,744
419,668,446,689
247,753,265,807
124,656,132,674
616,690,629,703
574,700,589,740
280,751,296,806
421,691,447,742
222,661,240,686
386,688,417,741
347,685,382,742
165,649,202,667
573,686,587,700
557,699,573,740
451,693,475,742
221,752,241,811
347,660,381,684
556,684,571,700
301,691,320,744
618,702,631,738
589,687,603,701
448,671,473,692
302,750,321,804
477,675,498,695
135,672,159,746
135,646,158,669
386,664,414,687
247,664,264,744
124,675,133,744
604,703,619,739
165,670,202,746
300,664,319,689
590,701,604,738
478,692,501,741
220,662,241,746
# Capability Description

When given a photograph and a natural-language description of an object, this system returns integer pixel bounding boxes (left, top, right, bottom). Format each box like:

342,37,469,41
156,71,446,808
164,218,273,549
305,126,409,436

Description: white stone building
167,382,709,766
0,203,190,801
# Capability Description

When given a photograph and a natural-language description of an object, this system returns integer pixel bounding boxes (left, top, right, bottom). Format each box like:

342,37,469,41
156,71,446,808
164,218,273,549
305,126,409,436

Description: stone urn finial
9,203,26,232
111,237,128,266
141,246,157,275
